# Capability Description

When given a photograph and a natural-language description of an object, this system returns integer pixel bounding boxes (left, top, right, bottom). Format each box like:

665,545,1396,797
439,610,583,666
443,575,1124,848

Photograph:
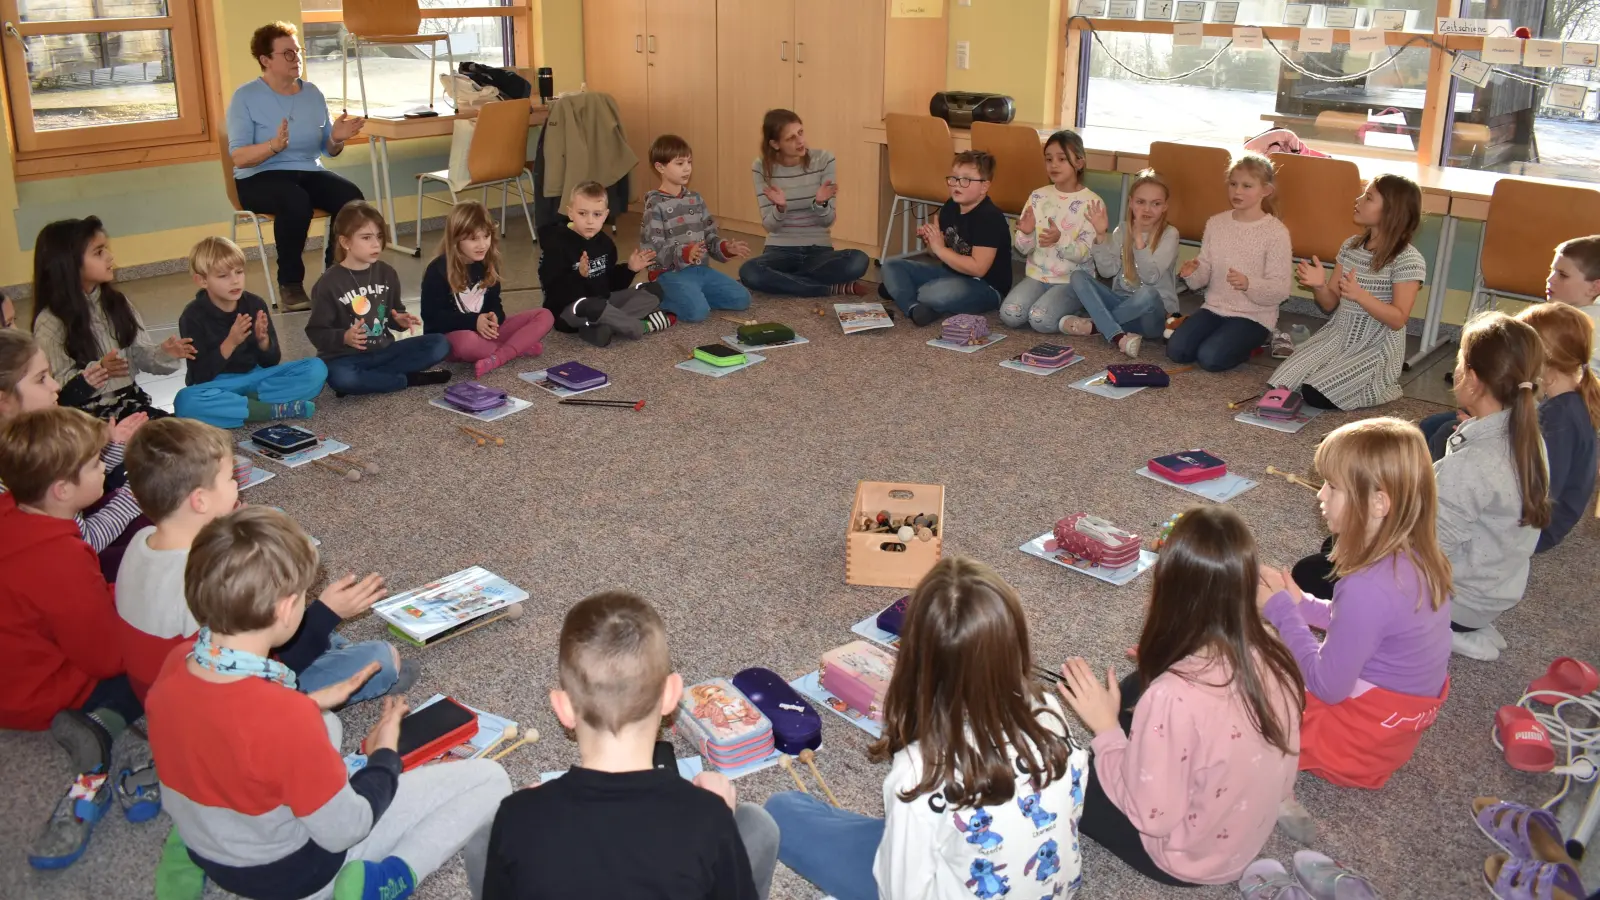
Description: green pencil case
736,322,795,345
693,344,747,367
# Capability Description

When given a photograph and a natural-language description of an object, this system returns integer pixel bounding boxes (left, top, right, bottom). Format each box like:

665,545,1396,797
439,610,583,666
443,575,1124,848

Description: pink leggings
444,309,554,363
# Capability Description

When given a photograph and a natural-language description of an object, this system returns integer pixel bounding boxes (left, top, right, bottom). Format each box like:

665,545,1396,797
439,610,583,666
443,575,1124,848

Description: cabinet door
795,0,886,245
716,0,795,228
646,0,721,211
582,0,651,204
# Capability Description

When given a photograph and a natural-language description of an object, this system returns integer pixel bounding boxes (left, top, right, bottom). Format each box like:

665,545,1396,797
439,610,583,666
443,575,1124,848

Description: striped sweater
0,439,142,553
750,150,838,247
641,187,728,275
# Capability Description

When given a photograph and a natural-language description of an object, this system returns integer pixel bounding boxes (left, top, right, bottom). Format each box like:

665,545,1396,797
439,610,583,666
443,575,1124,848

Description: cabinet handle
780,40,788,61
647,34,656,53
796,42,804,63
635,34,643,53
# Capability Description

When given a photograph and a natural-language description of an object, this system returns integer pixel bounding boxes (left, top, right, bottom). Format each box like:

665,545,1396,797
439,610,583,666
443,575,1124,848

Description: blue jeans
1070,270,1167,343
173,359,328,428
999,277,1082,333
1165,307,1269,372
739,245,869,297
880,259,1001,320
765,791,883,900
1419,410,1460,461
324,334,450,396
295,633,399,705
656,266,752,322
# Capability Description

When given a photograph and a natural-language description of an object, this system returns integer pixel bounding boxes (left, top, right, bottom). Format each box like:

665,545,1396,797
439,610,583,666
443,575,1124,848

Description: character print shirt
1012,186,1102,284
874,693,1088,900
1089,654,1300,885
536,214,640,319
421,257,505,336
936,196,1013,296
306,261,408,359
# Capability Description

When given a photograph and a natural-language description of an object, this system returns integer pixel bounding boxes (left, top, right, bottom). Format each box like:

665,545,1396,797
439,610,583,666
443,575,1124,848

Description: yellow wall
944,0,1058,125
536,0,586,95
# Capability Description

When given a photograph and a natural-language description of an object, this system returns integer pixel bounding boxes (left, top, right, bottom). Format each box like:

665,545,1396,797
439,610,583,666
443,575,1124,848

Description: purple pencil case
732,667,822,755
443,382,508,413
876,596,910,636
547,361,608,391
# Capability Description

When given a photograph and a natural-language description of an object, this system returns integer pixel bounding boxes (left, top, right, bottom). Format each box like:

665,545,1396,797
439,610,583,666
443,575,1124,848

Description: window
300,0,527,115
0,0,207,155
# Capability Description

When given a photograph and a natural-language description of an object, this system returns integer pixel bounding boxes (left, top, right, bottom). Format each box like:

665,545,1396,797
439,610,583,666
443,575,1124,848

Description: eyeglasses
272,48,302,62
945,176,989,187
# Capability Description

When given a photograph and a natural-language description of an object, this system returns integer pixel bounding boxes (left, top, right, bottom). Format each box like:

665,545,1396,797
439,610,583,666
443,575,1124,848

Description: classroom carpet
2,289,1597,900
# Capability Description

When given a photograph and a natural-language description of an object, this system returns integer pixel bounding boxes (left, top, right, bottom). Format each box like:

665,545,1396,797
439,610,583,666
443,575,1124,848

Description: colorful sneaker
642,311,677,334
1271,331,1296,359
115,726,161,823
1163,314,1186,340
272,400,315,419
1116,332,1143,359
334,856,417,900
1058,315,1095,337
28,772,112,870
1453,628,1502,661
51,708,111,775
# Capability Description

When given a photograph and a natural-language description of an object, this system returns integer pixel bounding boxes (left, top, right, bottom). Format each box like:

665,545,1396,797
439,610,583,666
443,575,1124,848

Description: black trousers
80,674,143,725
1292,534,1338,599
1079,672,1199,888
234,169,365,287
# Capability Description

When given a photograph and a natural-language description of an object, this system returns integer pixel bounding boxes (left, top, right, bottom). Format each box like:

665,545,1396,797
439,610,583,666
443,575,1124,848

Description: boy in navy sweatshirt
539,181,670,347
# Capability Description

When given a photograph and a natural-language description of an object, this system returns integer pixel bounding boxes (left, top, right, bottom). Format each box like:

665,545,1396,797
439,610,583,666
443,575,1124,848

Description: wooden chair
414,98,536,246
971,121,1047,220
880,113,954,263
1271,153,1363,263
341,0,454,116
1471,178,1600,318
218,129,331,310
1147,142,1231,246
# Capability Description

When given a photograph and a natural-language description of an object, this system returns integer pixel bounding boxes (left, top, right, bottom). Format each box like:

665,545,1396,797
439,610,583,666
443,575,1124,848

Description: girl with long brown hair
1057,505,1302,886
1263,418,1452,795
421,200,554,377
765,557,1086,900
1516,301,1598,552
1438,311,1550,661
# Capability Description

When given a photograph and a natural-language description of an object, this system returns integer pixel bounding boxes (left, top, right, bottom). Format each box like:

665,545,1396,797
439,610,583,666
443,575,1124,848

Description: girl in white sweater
999,130,1105,333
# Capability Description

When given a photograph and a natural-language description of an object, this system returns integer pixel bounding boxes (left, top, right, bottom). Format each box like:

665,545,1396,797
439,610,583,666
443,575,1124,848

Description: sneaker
1482,624,1509,651
908,303,939,327
1452,629,1501,661
1275,796,1317,846
279,284,311,313
390,659,420,696
333,856,417,900
114,726,161,823
28,773,112,870
1271,331,1296,359
51,709,111,775
1117,332,1142,359
272,400,315,419
1058,315,1095,337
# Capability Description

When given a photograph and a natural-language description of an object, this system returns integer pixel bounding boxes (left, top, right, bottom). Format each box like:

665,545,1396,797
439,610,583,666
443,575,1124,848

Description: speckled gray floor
3,222,1597,900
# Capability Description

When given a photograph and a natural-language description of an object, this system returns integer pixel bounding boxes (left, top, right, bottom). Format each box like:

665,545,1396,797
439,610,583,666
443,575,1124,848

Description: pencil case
1148,449,1228,484
876,595,910,636
443,382,508,413
819,641,896,723
1045,513,1143,569
731,667,822,756
365,696,479,771
251,424,319,454
675,678,777,769
546,361,608,391
1256,387,1304,419
1021,343,1074,367
940,314,990,346
736,322,795,345
1104,363,1170,387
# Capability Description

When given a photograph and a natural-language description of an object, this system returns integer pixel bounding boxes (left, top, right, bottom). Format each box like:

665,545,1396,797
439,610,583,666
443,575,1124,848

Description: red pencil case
1149,449,1228,484
364,696,479,771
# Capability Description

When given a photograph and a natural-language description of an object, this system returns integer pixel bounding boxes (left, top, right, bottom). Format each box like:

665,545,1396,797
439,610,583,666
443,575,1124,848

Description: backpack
458,62,532,101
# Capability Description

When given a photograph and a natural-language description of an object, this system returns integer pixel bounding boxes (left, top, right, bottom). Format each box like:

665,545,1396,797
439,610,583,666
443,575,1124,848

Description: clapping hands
627,247,655,272
1295,256,1328,289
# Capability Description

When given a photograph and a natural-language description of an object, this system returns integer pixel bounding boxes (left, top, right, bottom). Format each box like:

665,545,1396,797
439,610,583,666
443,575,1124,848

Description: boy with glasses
880,150,1013,326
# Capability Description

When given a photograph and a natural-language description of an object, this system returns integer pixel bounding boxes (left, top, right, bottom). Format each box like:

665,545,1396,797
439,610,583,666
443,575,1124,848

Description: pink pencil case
1257,388,1304,419
1148,449,1227,484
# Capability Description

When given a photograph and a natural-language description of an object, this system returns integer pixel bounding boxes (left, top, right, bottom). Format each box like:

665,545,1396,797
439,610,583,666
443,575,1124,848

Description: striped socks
246,398,315,422
642,311,677,333
828,281,871,296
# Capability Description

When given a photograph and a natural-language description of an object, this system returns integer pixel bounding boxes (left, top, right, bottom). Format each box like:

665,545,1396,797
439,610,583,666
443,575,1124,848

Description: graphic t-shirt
305,261,407,359
421,257,506,335
937,197,1014,296
1014,186,1101,283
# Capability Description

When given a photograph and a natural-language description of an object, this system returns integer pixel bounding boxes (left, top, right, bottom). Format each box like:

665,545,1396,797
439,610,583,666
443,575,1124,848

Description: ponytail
1579,365,1600,430
1508,381,1551,529
1460,311,1551,529
1516,301,1600,430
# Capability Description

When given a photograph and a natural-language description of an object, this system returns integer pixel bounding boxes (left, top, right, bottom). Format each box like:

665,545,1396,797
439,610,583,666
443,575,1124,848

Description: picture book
427,395,533,423
999,352,1084,376
372,566,527,644
721,333,811,352
519,369,609,398
790,670,884,738
235,436,349,468
835,302,894,334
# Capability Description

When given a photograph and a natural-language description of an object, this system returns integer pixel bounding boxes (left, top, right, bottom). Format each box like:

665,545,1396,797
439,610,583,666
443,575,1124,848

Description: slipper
1240,858,1314,900
1292,850,1378,900
1495,706,1556,773
1483,853,1586,900
1529,658,1599,705
1472,797,1572,864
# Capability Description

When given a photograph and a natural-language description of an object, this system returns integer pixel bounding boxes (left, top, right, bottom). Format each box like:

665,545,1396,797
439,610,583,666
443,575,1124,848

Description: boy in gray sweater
640,134,752,323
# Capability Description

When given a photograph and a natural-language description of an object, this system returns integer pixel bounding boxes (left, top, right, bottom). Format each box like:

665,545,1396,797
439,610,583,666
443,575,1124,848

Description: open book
372,566,527,645
835,302,893,334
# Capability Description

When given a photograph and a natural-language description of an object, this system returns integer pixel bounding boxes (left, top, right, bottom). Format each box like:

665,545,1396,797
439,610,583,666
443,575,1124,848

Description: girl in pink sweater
1166,153,1294,371
1057,505,1303,886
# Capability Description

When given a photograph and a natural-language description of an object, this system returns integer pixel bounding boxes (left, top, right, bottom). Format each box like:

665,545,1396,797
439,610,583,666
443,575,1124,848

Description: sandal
1472,798,1572,864
1484,853,1586,900
1292,850,1379,900
1240,858,1314,900
1496,706,1557,773
1528,657,1600,705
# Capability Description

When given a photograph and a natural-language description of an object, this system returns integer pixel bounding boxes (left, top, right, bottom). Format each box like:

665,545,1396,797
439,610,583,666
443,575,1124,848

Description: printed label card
1077,0,1108,15
1524,39,1562,66
1350,29,1387,52
1372,9,1408,30
1546,83,1588,111
1481,36,1523,64
1212,1,1240,22
1175,1,1206,21
1283,3,1311,25
1450,53,1493,87
1106,0,1139,18
1563,42,1598,66
1144,0,1174,19
1300,28,1334,52
1322,6,1359,28
1233,26,1265,49
1174,21,1205,44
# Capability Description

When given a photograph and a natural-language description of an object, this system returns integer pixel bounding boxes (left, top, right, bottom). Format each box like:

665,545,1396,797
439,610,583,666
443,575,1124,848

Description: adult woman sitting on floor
227,21,367,312
739,109,871,298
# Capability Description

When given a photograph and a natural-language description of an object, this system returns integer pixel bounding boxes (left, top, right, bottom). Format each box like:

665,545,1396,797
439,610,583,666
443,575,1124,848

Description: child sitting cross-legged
174,236,327,427
998,129,1102,334
1515,302,1599,553
476,591,780,899
1063,168,1181,358
146,506,511,900
421,200,554,377
880,151,1013,327
538,181,672,347
642,135,753,323
0,406,155,869
118,416,414,703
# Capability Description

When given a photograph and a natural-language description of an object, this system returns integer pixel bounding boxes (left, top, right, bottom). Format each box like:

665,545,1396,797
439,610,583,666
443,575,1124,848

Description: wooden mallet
339,451,381,476
490,725,541,761
460,424,504,447
310,456,361,481
778,754,809,794
1228,392,1263,410
1266,465,1322,493
473,724,518,760
798,748,841,808
425,603,523,648
458,425,486,447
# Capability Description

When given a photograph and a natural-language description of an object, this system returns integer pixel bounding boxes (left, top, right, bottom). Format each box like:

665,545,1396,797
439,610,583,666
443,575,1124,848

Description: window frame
299,1,534,74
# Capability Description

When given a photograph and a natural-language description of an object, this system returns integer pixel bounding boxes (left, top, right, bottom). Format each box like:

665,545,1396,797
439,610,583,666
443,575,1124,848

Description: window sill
13,139,221,181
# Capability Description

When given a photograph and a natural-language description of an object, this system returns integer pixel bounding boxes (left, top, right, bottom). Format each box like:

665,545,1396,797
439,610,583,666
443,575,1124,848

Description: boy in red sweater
0,406,156,869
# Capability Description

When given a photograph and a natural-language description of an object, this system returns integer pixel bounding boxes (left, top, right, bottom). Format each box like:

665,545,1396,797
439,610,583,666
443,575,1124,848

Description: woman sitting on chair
228,21,367,311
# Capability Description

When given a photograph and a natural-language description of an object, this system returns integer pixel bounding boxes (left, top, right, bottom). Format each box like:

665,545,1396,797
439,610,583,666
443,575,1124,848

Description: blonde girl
1063,169,1181,358
999,129,1105,333
1515,302,1598,552
421,201,553,378
1166,153,1292,371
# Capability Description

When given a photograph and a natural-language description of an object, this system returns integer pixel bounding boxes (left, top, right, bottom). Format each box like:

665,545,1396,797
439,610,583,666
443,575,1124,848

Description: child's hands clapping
1295,256,1327,289
919,222,945,250
1226,268,1250,291
476,312,499,341
1038,217,1062,248
223,313,253,354
723,239,752,259
107,412,148,445
1256,564,1297,610
1086,200,1110,236
364,695,410,754
99,349,130,378
627,247,655,272
392,311,422,332
577,251,590,276
1055,657,1122,737
161,334,197,360
321,572,388,619
762,184,787,213
1179,258,1200,279
343,320,367,350
307,661,380,711
1335,266,1363,301
1018,206,1036,235
82,360,110,388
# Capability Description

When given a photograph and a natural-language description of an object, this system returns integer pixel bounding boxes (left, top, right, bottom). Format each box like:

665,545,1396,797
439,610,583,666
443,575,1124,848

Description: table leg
1119,173,1131,216
368,135,389,245
376,138,416,257
1406,213,1456,368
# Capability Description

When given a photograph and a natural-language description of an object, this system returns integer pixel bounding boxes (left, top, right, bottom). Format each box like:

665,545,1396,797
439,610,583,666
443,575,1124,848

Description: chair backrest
344,0,421,38
885,113,953,204
1482,179,1600,298
218,124,246,213
1147,141,1231,244
971,122,1048,217
468,98,533,185
1272,153,1363,262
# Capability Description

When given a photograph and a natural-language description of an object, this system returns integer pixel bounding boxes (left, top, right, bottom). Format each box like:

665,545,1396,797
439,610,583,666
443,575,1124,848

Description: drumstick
490,727,541,761
339,451,381,475
719,314,757,326
310,456,361,481
559,398,645,411
1266,466,1322,493
1228,392,1263,410
778,755,809,794
462,424,504,446
1033,664,1062,685
479,724,518,759
458,425,486,447
799,748,841,808
424,603,523,648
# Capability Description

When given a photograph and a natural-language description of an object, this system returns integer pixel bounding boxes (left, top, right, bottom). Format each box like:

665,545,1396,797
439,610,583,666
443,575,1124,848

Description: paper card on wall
1450,53,1493,87
1524,39,1562,66
1322,6,1359,28
1076,0,1109,16
1175,22,1204,45
1299,28,1334,53
1372,8,1408,30
890,0,942,17
1546,83,1588,111
1283,4,1311,25
1106,0,1139,17
1481,36,1523,64
1350,29,1386,52
1233,26,1264,49
1176,1,1206,22
1562,42,1599,66
1144,0,1175,20
1437,18,1512,36
1212,1,1240,23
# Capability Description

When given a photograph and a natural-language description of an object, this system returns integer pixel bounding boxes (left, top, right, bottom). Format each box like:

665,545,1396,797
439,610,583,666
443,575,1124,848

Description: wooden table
362,104,549,255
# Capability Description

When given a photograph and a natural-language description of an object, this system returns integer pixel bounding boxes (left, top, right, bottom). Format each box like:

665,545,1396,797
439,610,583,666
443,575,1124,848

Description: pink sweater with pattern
1182,211,1294,330
1090,655,1301,885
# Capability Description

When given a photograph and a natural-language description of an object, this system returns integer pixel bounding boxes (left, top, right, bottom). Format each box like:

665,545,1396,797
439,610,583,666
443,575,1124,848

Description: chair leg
501,182,509,236
416,177,427,249
878,195,900,263
355,38,369,117
513,178,535,244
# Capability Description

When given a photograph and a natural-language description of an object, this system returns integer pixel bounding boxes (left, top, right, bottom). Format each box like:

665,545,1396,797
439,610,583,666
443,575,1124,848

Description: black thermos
537,67,554,103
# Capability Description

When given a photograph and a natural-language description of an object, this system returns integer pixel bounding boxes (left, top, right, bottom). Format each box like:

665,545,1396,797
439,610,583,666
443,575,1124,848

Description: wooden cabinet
715,0,795,227
582,0,650,204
